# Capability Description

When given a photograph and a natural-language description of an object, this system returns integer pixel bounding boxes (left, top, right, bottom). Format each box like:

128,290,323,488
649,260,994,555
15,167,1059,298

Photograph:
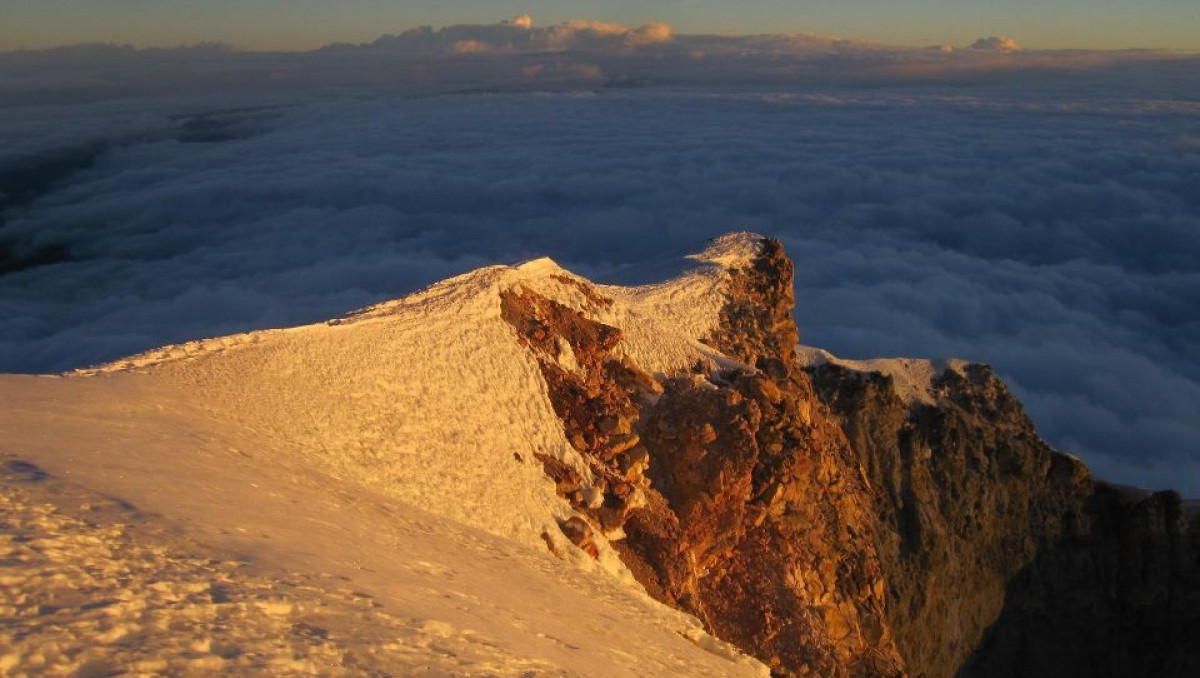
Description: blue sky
3,0,1199,51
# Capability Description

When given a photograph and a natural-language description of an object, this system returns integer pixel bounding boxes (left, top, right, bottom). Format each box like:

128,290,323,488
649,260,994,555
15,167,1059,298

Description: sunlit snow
0,235,769,677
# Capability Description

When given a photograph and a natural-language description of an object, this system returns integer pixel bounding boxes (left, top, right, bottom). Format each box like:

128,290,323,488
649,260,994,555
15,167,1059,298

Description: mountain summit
2,233,1197,677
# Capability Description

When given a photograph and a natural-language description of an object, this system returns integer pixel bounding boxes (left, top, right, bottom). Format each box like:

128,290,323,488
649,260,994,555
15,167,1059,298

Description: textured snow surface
0,235,768,677
797,345,969,407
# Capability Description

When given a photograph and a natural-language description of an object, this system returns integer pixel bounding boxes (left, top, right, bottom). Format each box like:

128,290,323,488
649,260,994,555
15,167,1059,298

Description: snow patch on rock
797,345,969,407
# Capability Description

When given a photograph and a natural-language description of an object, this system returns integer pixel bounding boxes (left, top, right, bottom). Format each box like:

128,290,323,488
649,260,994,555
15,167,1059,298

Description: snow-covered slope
0,234,769,677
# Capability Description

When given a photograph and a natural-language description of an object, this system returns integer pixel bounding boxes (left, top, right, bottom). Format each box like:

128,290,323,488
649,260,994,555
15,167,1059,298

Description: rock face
500,285,658,542
808,354,1200,678
634,240,905,678
503,235,1200,678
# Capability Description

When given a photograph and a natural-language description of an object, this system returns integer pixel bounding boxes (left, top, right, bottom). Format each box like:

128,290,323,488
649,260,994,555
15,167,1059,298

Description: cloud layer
1,21,1199,497
8,17,1194,108
346,15,673,55
970,36,1022,52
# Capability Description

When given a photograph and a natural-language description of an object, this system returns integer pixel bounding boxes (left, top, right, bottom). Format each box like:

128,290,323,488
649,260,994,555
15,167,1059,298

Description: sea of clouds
2,17,1198,495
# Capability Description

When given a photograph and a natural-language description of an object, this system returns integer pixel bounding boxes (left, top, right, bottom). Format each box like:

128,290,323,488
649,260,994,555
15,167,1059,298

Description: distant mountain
1,233,1196,676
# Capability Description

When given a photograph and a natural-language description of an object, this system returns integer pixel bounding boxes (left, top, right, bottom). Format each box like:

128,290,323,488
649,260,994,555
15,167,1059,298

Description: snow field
0,234,770,677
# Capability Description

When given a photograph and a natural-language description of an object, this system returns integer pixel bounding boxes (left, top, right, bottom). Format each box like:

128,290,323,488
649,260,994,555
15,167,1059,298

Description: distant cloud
345,16,673,57
1,19,1199,498
506,15,534,30
970,36,1022,52
3,19,1191,110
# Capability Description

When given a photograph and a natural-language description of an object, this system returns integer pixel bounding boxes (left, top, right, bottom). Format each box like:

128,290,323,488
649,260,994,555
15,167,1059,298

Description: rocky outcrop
500,285,658,541
960,484,1200,678
502,241,904,677
628,240,904,678
809,348,1200,678
807,362,1088,676
503,235,1200,678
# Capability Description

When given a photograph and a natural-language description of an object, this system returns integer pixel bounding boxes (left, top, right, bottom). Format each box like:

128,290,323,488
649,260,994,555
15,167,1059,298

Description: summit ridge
1,233,1197,677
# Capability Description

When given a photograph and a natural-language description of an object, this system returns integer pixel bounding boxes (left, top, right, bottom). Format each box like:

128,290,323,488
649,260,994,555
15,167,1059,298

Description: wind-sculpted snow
0,452,766,678
0,237,773,677
0,27,1197,498
0,465,575,677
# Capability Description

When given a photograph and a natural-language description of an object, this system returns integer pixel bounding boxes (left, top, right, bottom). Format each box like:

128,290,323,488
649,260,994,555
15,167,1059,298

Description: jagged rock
597,238,906,678
692,423,718,445
558,516,599,559
511,236,1199,678
536,453,583,497
501,283,660,549
606,356,664,395
745,375,783,404
617,446,651,481
596,414,633,435
603,433,641,458
809,352,1200,678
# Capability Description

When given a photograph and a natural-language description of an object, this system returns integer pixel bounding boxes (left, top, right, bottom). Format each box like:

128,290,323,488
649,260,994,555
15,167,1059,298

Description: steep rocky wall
808,358,1200,678
501,241,905,677
667,239,904,677
958,483,1200,678
502,237,1199,678
807,363,1089,677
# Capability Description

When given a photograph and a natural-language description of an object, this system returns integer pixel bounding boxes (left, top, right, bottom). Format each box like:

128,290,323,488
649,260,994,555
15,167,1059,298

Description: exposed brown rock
652,238,905,677
959,485,1200,678
808,363,1079,677
504,240,905,677
597,414,633,435
607,355,665,396
558,516,600,559
506,238,1200,678
500,284,657,544
603,433,642,458
550,273,615,310
809,356,1200,678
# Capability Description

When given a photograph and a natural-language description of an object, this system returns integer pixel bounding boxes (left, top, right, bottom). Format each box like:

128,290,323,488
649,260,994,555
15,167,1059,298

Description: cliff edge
504,234,1200,677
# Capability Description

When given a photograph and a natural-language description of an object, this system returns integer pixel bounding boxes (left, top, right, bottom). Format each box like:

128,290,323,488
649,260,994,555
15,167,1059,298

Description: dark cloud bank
2,18,1198,495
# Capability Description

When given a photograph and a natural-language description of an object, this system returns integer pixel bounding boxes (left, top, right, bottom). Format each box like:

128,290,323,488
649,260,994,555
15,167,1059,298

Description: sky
3,0,1200,51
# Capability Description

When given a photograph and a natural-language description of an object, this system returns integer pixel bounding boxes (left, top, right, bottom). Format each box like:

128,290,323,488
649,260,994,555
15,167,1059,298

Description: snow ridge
2,235,772,678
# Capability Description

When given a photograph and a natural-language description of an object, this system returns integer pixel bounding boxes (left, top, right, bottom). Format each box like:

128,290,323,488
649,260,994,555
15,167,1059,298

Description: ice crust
0,234,769,677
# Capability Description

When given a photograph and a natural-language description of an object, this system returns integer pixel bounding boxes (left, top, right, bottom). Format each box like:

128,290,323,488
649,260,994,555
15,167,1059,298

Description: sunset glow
3,1,1199,51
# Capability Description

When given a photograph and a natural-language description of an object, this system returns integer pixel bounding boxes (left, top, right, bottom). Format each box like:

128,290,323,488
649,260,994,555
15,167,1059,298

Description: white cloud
506,15,534,30
970,36,1022,52
350,16,673,56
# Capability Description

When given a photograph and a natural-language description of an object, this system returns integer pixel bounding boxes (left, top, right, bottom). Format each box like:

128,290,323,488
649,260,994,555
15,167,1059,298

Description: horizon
3,3,1200,53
